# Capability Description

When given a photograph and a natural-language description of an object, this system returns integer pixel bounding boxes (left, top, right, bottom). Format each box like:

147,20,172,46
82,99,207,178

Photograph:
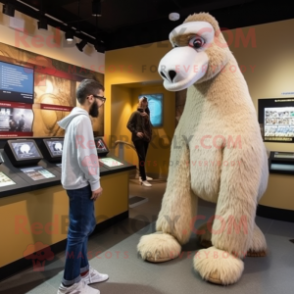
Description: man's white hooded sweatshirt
57,107,100,191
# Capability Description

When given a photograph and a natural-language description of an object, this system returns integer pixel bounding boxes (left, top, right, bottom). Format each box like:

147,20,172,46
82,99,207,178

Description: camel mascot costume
137,12,269,285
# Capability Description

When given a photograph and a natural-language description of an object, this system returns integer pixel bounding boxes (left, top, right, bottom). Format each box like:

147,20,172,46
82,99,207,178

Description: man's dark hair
76,79,104,104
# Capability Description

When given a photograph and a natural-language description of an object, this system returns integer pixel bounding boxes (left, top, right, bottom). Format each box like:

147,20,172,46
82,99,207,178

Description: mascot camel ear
158,21,215,91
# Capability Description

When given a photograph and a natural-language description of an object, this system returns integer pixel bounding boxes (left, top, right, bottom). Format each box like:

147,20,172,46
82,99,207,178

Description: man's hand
91,187,103,201
137,132,144,138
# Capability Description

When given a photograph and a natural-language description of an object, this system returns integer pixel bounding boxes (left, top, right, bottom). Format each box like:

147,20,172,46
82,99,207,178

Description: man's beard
89,100,99,117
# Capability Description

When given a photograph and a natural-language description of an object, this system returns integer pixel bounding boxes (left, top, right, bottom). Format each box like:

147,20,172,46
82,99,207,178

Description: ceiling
1,0,294,51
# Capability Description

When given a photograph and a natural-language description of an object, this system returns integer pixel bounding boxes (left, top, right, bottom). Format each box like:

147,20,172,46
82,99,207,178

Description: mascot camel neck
137,12,269,286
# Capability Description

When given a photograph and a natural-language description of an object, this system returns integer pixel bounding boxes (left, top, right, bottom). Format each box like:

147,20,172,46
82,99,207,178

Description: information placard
0,171,16,187
99,157,123,167
20,166,55,181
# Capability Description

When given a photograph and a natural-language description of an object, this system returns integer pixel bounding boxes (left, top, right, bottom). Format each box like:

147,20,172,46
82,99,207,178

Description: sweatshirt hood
58,107,89,130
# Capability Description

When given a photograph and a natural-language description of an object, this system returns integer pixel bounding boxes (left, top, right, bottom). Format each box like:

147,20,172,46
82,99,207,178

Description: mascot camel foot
247,224,267,257
194,247,244,285
198,223,267,257
137,232,181,262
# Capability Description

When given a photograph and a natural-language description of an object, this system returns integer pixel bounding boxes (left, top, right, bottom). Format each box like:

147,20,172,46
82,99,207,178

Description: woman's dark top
127,108,152,142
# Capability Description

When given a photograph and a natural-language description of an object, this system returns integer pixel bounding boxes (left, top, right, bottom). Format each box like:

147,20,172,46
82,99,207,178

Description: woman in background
127,97,153,186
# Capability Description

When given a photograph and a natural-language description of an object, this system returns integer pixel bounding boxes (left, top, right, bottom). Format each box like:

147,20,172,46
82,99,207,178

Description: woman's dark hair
76,79,104,104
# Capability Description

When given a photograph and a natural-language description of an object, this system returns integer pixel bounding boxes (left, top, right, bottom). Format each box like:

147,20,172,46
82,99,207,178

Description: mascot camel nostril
160,71,167,79
137,12,269,285
168,70,177,81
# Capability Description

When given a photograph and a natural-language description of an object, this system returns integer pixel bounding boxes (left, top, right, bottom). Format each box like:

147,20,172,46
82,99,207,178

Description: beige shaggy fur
137,12,269,285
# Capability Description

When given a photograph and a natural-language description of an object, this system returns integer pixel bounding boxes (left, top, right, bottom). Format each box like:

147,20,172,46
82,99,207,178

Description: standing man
57,79,108,294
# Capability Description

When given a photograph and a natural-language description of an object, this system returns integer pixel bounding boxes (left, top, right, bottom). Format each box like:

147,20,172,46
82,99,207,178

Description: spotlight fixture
2,3,15,17
38,16,48,30
76,39,87,52
94,40,105,53
169,12,180,21
92,0,101,17
65,30,74,41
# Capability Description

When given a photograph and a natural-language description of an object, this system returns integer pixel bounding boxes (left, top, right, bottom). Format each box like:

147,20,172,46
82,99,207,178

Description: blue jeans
62,184,96,286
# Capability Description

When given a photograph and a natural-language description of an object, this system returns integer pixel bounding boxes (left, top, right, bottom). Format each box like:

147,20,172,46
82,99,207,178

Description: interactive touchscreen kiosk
4,139,43,167
40,138,64,163
95,137,109,156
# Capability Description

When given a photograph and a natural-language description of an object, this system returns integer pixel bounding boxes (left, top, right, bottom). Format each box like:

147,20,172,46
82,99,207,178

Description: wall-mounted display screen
11,141,41,160
44,139,63,157
99,157,123,167
0,61,34,104
258,98,294,143
0,171,15,187
138,94,163,127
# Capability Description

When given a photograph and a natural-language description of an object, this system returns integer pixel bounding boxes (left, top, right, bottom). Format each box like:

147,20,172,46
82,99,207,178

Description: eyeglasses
92,94,106,103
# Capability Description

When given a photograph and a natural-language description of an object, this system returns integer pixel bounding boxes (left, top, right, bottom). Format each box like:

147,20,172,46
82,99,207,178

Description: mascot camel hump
137,12,269,285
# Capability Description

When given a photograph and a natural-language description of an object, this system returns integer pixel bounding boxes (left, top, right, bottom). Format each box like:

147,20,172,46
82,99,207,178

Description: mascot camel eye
189,36,205,49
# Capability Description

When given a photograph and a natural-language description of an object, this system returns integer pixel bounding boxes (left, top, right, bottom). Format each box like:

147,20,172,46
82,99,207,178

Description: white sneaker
141,180,152,187
57,280,99,294
81,267,109,285
139,176,153,181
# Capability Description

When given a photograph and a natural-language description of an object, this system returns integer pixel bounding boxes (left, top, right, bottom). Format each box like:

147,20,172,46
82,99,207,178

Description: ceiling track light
94,40,105,53
92,0,101,17
169,12,180,21
38,15,48,30
2,2,15,17
38,0,47,30
76,39,87,52
65,29,74,41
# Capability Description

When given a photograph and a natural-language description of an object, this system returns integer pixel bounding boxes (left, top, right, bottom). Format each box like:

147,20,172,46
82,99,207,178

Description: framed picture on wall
138,93,163,127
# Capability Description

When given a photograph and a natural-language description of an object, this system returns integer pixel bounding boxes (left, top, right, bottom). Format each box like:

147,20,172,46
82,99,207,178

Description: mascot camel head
158,12,230,91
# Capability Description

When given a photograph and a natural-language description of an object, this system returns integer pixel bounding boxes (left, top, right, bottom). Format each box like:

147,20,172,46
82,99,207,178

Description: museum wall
0,5,105,138
0,4,104,71
105,17,294,168
228,18,294,152
104,42,176,177
109,83,175,177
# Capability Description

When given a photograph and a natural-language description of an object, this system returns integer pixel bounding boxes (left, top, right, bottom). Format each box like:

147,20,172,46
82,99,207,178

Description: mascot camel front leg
197,148,269,258
137,135,197,262
194,146,262,284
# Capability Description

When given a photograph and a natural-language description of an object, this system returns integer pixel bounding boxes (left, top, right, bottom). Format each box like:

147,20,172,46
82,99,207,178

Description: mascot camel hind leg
137,12,269,285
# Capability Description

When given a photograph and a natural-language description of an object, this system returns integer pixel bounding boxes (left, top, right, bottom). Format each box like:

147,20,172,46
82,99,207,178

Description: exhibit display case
257,98,294,222
0,137,135,279
257,151,294,222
